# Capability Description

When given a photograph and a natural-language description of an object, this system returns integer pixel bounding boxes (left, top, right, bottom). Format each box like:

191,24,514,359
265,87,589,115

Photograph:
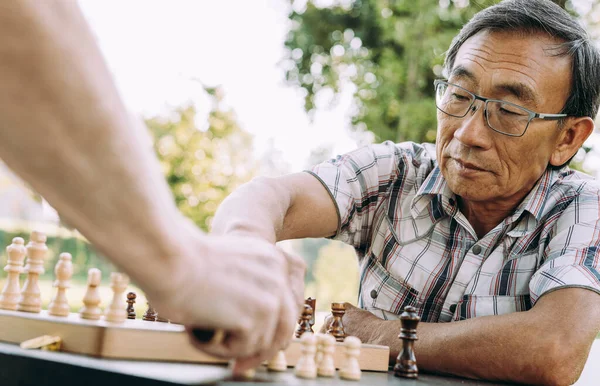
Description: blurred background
0,0,598,316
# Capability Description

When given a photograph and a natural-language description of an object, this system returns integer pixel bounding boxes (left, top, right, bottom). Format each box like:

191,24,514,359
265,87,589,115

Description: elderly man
212,0,600,384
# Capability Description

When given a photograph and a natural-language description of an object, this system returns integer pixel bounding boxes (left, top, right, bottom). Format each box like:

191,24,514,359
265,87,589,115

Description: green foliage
285,0,501,143
145,88,257,231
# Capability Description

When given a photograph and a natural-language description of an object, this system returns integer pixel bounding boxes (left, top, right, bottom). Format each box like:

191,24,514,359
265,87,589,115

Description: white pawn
266,350,287,372
79,268,102,320
339,336,361,381
317,334,336,377
104,272,130,323
294,333,317,379
0,237,26,310
17,231,48,313
48,253,73,317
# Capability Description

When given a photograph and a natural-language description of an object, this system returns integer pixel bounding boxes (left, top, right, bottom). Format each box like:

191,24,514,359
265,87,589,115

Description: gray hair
444,0,600,121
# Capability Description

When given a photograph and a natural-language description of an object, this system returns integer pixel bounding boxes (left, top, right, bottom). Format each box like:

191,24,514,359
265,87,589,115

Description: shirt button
449,304,457,313
370,289,378,299
448,198,455,206
472,245,482,255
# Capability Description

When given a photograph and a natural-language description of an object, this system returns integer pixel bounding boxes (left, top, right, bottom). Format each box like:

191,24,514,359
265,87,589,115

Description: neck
458,197,520,239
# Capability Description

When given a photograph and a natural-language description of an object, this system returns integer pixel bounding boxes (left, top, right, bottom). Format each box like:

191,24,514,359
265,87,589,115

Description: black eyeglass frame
433,80,568,137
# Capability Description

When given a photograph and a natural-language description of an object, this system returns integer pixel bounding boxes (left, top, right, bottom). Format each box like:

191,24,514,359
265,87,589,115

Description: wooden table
0,342,502,386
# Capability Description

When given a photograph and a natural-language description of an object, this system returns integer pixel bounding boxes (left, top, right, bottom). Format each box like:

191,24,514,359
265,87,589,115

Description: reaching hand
143,230,305,374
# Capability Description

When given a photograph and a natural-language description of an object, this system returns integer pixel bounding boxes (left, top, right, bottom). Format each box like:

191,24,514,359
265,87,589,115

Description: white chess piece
0,237,26,310
17,231,48,313
317,333,336,377
79,268,102,320
294,333,317,379
339,336,361,381
48,253,73,316
267,350,287,372
104,272,130,323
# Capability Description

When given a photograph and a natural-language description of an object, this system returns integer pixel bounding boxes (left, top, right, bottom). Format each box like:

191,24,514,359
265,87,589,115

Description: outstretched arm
0,1,302,371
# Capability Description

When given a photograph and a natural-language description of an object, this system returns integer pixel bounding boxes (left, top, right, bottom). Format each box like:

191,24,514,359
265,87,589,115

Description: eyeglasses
434,80,567,137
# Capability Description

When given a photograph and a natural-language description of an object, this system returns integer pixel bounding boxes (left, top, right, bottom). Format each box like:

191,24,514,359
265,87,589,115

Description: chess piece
126,292,137,319
305,297,316,328
327,302,346,342
267,350,287,372
394,306,420,379
17,231,48,313
0,237,26,310
143,302,158,321
294,304,314,338
315,333,325,365
317,333,336,377
294,333,317,379
47,253,73,316
339,336,361,381
79,268,103,320
104,272,130,323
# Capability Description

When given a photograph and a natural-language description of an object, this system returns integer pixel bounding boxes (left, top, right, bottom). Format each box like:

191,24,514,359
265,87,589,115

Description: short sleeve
529,186,600,304
306,141,404,252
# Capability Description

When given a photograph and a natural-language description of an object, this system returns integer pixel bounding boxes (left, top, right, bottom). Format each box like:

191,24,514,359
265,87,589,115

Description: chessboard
0,231,390,373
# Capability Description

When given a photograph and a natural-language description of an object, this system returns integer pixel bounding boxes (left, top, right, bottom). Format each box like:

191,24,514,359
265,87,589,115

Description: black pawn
143,302,158,321
394,306,420,379
294,304,314,338
126,292,137,319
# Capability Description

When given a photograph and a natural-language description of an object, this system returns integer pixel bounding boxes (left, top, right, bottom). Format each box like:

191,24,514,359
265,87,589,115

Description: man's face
436,30,572,205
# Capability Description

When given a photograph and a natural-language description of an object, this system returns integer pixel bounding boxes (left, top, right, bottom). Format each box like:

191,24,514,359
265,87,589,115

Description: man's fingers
320,314,333,333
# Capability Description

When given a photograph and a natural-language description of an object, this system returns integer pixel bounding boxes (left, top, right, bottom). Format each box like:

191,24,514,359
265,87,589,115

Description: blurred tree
305,240,360,310
284,0,588,145
145,87,257,231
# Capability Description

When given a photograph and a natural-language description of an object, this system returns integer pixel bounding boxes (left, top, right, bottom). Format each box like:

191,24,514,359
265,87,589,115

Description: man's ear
549,117,595,167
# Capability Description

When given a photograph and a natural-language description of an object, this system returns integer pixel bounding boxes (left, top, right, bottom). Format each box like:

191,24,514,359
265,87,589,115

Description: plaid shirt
309,141,600,323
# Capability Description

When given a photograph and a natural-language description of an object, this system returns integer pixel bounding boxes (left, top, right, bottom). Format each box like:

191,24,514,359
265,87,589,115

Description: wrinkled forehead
448,30,572,109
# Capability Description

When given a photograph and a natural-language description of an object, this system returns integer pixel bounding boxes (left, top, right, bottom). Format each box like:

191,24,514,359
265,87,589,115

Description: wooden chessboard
0,308,390,372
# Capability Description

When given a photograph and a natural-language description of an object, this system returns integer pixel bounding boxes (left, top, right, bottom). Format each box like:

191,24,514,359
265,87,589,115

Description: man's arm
0,1,302,371
211,173,339,241
332,288,600,385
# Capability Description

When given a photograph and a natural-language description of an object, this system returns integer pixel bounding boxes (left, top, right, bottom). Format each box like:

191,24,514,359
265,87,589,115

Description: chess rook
0,237,26,310
17,231,48,313
126,292,137,319
79,268,103,320
317,333,336,378
327,302,346,342
294,303,314,338
47,253,73,317
104,272,130,323
143,302,158,321
339,336,361,381
294,333,317,379
394,306,420,379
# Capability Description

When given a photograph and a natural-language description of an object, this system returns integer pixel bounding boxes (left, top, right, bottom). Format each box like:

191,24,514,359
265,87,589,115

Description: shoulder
551,168,600,224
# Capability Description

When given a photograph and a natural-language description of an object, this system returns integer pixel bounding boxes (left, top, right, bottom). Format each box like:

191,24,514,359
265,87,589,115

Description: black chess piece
294,304,314,338
126,292,136,319
394,306,420,379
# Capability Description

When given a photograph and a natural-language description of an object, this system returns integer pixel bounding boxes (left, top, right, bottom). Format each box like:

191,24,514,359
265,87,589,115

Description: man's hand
143,229,305,375
319,303,387,345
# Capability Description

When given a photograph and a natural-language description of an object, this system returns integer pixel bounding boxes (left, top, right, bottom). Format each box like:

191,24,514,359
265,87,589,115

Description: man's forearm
371,309,591,385
0,1,186,289
211,177,292,243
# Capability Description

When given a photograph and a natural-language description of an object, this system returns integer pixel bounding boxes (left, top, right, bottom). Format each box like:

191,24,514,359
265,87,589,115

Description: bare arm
335,288,600,385
211,172,339,241
0,1,182,287
0,1,303,370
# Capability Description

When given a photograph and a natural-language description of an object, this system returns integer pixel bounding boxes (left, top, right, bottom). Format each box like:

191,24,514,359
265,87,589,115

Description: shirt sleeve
306,141,405,253
529,185,600,304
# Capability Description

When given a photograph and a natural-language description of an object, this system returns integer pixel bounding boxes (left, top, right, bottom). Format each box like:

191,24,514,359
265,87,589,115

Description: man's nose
453,100,492,149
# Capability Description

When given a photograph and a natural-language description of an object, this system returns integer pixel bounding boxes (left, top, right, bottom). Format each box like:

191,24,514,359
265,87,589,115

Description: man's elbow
533,340,588,386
